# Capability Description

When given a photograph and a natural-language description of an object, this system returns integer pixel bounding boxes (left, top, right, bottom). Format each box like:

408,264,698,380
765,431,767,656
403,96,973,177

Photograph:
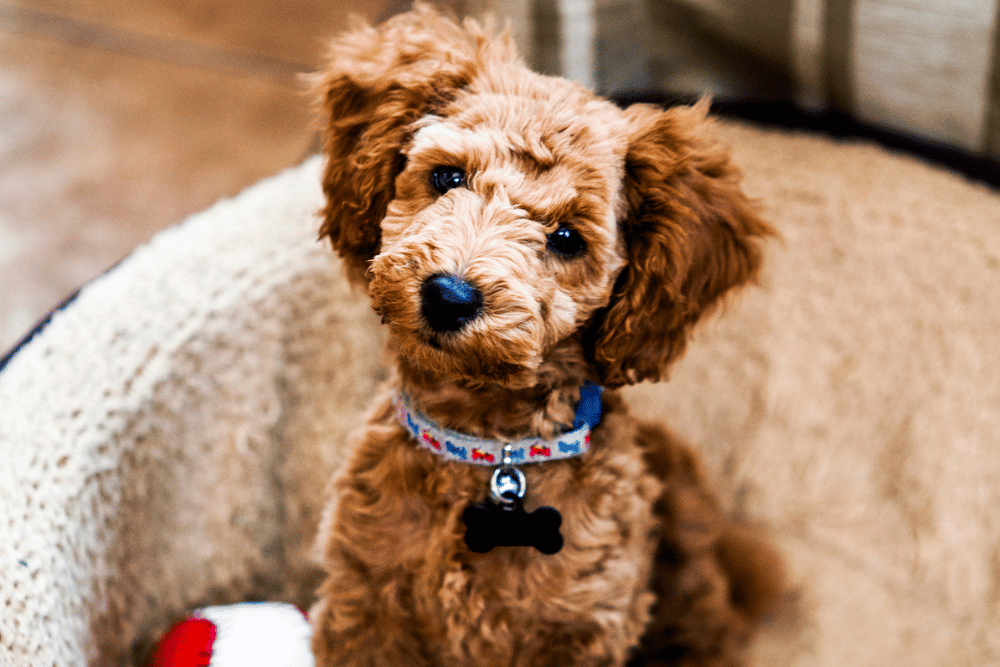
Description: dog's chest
412,452,662,664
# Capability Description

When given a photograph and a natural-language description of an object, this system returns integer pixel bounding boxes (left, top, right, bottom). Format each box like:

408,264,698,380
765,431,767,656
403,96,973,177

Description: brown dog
310,6,782,666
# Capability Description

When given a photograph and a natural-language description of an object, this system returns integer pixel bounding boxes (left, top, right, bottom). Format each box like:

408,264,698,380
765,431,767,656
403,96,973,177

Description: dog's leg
628,425,784,667
510,622,621,667
310,568,432,667
309,425,441,667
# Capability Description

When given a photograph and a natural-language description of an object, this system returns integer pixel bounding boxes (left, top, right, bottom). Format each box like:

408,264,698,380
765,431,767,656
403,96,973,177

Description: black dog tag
463,496,563,555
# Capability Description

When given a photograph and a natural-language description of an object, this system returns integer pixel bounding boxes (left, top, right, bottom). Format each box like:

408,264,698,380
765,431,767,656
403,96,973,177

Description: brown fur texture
310,6,782,666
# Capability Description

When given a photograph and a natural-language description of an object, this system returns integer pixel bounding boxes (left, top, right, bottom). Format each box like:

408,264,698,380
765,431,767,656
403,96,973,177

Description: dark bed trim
0,288,83,374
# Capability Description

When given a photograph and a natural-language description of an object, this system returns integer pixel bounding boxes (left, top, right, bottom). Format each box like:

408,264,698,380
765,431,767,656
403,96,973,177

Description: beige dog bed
2,121,998,666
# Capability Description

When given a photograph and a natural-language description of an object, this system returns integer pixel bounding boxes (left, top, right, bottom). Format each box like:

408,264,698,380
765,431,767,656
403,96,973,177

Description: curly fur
310,6,783,666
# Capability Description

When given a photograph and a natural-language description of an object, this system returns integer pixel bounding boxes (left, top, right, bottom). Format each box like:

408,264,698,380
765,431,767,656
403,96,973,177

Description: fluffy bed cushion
2,122,998,666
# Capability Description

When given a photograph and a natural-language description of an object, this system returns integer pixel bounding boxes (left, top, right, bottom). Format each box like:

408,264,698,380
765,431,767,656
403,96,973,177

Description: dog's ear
314,5,507,285
592,102,776,387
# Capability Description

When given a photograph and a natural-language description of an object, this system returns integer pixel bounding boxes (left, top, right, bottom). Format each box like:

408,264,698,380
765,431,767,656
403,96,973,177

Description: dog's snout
420,274,483,332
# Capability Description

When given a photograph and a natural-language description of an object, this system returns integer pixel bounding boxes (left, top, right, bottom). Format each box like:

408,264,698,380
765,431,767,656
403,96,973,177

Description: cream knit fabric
0,157,385,665
2,124,999,666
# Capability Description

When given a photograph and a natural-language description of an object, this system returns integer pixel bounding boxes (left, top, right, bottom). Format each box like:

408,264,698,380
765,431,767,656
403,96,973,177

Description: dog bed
2,121,998,666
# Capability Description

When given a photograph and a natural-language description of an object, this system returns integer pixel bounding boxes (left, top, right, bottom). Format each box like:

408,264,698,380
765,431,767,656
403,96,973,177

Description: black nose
420,274,483,332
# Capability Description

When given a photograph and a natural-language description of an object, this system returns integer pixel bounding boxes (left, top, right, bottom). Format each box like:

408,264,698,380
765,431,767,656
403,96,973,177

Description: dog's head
316,5,774,389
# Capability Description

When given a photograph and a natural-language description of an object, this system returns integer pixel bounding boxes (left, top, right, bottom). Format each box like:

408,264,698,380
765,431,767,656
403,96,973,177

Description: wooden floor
0,0,442,352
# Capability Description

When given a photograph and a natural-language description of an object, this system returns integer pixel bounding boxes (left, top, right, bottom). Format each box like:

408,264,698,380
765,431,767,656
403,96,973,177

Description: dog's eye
546,224,586,258
429,166,466,194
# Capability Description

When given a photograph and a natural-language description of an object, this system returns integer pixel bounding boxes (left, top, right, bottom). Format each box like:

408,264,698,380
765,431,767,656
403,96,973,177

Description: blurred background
1,0,998,354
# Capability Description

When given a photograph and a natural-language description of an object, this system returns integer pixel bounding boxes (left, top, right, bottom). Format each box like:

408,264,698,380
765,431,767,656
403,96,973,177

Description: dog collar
393,383,603,466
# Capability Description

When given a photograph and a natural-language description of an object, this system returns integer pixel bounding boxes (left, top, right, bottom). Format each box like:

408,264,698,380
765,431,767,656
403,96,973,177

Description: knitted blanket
1,122,998,666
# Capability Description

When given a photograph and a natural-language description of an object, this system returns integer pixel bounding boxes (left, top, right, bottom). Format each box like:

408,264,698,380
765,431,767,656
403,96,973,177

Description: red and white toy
150,602,314,667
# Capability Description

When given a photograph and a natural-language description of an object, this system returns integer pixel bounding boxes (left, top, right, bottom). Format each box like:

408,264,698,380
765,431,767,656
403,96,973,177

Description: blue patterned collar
392,383,604,466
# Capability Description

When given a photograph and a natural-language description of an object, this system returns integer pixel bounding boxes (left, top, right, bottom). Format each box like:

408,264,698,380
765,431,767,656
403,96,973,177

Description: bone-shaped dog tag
462,497,563,555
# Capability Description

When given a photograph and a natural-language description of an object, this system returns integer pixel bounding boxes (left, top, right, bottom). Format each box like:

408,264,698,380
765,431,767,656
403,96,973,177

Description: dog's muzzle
420,273,483,332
